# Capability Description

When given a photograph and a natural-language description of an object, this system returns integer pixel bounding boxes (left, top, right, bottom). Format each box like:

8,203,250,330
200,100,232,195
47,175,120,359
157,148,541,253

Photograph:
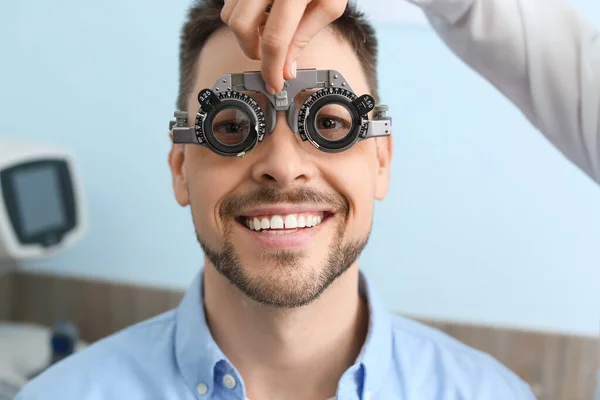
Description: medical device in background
0,136,88,266
0,136,88,397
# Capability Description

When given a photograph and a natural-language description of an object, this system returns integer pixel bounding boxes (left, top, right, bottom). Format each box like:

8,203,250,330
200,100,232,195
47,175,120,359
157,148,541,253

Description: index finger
224,0,271,60
260,0,308,94
283,0,347,79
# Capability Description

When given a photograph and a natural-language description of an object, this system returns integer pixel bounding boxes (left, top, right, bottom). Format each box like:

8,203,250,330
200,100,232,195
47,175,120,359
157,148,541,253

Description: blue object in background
49,321,79,365
0,0,599,337
26,321,80,380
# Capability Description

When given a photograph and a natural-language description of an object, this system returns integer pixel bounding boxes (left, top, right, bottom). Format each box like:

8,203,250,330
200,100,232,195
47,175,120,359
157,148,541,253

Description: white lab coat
409,0,600,184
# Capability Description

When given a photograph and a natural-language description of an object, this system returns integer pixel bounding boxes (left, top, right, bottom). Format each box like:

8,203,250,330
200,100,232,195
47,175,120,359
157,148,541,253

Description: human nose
250,112,316,188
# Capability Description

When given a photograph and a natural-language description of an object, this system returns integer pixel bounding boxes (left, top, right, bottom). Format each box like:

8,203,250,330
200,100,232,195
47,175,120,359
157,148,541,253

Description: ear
168,131,190,207
374,135,393,201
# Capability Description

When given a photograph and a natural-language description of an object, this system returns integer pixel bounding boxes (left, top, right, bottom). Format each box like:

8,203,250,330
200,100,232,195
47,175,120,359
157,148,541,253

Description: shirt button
222,374,237,389
196,383,208,395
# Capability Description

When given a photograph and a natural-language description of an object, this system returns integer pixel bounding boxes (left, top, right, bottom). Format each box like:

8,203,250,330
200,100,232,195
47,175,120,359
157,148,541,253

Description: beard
193,186,370,309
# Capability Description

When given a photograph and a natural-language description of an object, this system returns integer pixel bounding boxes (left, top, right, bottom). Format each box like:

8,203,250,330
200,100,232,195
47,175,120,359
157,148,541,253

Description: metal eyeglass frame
169,68,391,157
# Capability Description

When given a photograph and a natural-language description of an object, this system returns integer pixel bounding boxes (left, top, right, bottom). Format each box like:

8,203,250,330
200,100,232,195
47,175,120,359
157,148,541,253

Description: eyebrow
293,88,319,105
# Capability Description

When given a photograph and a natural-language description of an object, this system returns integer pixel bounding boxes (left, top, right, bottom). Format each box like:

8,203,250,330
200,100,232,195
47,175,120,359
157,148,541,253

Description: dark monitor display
1,160,76,247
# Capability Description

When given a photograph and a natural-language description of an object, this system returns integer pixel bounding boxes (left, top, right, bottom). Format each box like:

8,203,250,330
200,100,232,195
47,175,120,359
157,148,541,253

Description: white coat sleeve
407,0,600,183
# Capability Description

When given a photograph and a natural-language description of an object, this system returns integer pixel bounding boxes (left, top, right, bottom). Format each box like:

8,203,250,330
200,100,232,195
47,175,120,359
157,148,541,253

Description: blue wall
1,0,599,336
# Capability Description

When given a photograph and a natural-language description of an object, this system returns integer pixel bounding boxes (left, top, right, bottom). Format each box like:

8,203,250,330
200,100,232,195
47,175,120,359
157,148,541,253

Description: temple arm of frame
365,119,392,139
169,112,199,144
171,127,198,144
364,105,392,139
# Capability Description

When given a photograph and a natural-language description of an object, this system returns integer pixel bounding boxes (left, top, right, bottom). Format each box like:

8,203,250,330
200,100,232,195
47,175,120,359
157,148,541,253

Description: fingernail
266,83,276,95
290,61,297,78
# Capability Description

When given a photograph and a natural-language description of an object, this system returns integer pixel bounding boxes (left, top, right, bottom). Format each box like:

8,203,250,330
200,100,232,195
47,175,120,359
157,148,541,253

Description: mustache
220,187,349,218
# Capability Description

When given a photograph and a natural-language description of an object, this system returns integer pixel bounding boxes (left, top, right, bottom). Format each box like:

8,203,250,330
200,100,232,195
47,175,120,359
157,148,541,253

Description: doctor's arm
408,0,600,183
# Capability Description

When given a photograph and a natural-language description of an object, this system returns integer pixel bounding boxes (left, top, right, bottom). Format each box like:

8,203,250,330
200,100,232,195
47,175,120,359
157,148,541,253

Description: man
16,0,598,399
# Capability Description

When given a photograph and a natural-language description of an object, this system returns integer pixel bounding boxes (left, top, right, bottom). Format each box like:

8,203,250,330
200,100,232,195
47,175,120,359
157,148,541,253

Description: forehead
190,27,371,106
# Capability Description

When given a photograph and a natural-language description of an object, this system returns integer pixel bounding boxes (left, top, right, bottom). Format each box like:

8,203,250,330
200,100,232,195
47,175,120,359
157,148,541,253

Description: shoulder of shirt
388,314,536,399
14,309,178,400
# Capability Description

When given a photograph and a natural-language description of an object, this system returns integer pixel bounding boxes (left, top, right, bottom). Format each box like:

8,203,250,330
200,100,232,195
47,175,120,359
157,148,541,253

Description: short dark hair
177,0,379,111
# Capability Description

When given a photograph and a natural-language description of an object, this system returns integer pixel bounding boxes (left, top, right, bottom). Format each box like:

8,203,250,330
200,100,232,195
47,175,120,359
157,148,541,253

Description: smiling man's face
169,27,392,308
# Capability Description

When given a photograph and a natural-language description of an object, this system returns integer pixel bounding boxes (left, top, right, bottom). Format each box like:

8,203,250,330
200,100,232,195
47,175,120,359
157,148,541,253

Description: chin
199,215,368,308
240,271,331,309
228,253,339,308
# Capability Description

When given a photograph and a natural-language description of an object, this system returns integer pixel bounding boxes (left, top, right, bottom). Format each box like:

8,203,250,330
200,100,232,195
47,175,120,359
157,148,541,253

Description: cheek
320,143,378,235
189,182,219,230
347,174,376,237
185,153,246,243
347,188,375,238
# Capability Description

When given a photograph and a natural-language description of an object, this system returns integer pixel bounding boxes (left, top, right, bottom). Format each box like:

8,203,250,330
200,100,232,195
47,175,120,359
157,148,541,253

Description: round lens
314,103,353,141
211,107,252,146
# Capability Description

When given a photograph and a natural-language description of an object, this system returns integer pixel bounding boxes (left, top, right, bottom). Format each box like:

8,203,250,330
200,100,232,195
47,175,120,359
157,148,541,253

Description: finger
227,0,272,60
220,0,239,24
258,6,270,36
261,0,309,94
283,0,347,79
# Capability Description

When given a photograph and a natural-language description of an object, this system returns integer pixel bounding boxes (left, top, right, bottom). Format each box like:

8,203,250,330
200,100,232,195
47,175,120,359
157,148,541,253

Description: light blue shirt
16,270,536,399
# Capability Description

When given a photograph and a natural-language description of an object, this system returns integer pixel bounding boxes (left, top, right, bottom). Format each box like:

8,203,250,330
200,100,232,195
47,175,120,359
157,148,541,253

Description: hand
221,0,348,95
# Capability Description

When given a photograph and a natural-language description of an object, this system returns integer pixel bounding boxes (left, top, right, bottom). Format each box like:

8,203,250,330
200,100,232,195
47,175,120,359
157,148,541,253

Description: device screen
11,164,68,237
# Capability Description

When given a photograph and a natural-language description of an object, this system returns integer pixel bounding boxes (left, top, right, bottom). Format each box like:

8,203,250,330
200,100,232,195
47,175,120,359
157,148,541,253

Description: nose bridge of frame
266,102,299,134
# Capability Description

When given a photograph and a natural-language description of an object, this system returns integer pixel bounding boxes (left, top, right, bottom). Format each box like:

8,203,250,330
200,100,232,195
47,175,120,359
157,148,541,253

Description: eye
211,108,252,145
317,117,341,130
314,104,352,141
214,121,248,134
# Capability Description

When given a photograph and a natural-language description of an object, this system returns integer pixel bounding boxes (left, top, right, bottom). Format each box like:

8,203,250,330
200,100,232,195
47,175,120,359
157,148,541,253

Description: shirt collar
174,269,393,400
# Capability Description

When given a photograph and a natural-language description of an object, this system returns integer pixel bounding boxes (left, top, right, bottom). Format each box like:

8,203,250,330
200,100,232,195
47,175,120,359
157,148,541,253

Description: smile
235,208,334,248
241,212,328,233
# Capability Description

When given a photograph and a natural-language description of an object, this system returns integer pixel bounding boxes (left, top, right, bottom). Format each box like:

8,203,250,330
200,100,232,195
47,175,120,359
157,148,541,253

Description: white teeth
260,217,270,229
245,213,325,231
284,214,298,229
270,215,284,229
297,215,305,227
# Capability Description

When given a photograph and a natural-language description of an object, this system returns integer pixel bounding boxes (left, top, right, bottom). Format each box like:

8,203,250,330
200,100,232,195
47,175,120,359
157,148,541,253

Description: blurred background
0,0,599,399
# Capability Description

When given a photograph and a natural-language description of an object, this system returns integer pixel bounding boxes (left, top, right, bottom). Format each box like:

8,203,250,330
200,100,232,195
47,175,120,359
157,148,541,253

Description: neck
203,262,369,400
